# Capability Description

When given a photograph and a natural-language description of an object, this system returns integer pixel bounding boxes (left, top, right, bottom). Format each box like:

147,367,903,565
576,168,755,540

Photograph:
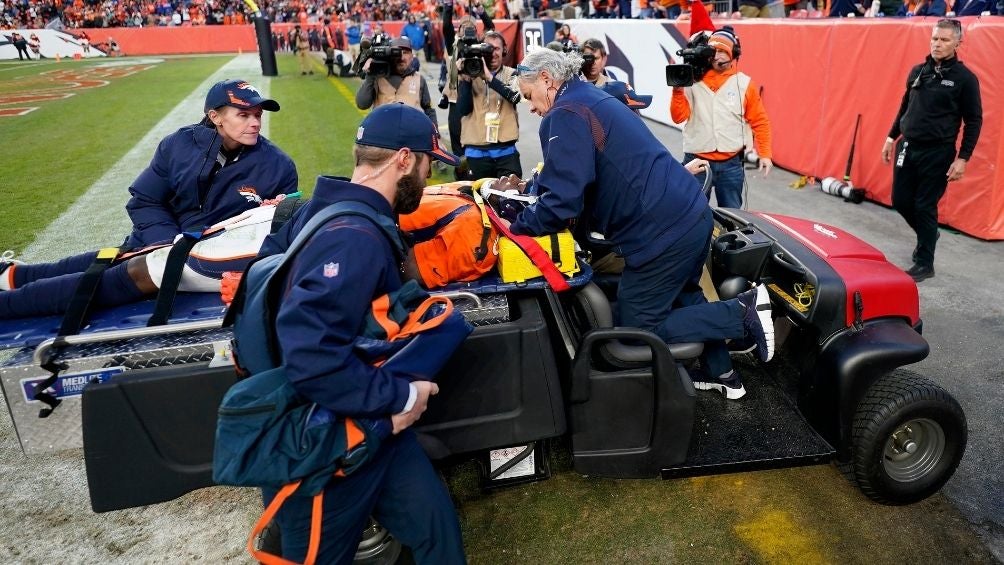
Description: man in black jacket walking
881,18,982,283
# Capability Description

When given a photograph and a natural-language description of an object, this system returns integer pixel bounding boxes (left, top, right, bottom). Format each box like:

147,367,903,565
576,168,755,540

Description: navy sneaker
737,284,775,362
690,368,747,400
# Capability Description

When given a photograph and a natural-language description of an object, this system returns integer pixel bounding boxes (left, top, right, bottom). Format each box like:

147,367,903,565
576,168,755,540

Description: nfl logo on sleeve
323,262,340,278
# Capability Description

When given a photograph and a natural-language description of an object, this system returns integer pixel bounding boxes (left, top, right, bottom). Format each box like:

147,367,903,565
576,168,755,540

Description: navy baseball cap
391,37,413,50
204,79,280,113
602,81,653,110
355,104,460,166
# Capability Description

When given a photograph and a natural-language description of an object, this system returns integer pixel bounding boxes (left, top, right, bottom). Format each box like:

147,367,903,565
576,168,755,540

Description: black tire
849,370,967,505
256,518,405,564
256,519,282,556
355,519,403,565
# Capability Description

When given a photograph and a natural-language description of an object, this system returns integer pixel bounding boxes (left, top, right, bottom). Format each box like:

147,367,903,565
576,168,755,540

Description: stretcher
0,266,592,457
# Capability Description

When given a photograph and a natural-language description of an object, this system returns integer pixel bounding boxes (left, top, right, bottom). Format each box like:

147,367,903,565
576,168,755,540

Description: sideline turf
268,54,364,195
1,56,231,252
268,53,452,190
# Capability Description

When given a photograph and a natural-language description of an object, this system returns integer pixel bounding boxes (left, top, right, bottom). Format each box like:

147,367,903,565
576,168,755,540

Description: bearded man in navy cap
253,103,466,564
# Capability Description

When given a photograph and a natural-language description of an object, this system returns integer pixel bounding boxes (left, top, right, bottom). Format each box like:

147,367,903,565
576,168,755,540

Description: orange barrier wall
98,26,259,55
684,18,1003,240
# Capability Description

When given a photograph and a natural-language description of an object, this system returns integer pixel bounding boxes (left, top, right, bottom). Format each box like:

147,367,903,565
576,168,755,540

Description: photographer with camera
355,36,438,125
580,38,622,87
456,30,523,179
439,4,496,161
670,28,772,210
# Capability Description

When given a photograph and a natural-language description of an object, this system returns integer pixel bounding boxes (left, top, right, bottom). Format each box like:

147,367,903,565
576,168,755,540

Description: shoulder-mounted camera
354,33,402,78
457,26,493,76
665,32,715,88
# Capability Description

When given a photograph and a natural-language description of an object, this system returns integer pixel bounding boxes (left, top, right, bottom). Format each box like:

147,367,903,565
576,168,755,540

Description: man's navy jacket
511,78,706,268
124,123,298,248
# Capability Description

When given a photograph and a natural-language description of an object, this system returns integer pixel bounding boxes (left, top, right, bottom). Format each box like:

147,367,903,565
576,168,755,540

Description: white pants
144,206,276,292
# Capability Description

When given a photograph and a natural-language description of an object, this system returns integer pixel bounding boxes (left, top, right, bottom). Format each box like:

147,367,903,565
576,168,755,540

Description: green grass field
0,54,994,565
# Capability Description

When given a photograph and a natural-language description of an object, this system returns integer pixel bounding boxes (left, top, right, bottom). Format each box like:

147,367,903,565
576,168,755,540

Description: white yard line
0,61,49,72
22,53,272,262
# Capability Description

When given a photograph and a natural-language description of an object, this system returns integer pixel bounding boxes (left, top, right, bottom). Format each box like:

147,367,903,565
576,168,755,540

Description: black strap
32,359,68,418
474,223,491,261
57,247,122,337
549,233,561,267
147,232,202,326
270,196,307,234
38,246,125,416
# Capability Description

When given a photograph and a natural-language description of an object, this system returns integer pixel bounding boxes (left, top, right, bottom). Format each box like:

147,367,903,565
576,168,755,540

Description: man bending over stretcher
0,203,280,320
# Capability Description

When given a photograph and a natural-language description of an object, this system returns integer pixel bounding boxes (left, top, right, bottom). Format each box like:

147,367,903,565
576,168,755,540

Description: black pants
467,149,522,180
15,42,31,60
446,102,463,156
891,139,956,268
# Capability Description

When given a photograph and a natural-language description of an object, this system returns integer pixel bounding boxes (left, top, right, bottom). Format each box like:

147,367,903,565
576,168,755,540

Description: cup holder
715,233,748,252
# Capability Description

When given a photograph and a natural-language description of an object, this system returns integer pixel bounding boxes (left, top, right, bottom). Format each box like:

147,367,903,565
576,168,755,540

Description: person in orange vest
670,27,772,209
355,37,438,125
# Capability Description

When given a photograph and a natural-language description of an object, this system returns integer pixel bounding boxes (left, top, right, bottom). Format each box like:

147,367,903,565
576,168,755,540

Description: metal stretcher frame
1,290,485,456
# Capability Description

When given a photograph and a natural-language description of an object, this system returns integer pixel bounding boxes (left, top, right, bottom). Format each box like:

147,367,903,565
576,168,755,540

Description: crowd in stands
1,0,996,32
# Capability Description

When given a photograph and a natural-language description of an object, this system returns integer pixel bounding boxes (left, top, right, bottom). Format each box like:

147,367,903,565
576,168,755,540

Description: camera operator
579,38,622,86
440,4,495,159
670,28,772,209
355,36,438,125
456,31,523,179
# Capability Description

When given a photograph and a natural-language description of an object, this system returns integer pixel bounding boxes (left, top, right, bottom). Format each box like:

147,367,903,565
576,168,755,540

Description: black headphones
712,27,741,60
484,31,508,57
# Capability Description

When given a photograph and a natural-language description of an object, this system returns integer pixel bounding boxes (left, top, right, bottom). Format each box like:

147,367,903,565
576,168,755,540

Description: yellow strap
470,179,493,230
96,247,119,260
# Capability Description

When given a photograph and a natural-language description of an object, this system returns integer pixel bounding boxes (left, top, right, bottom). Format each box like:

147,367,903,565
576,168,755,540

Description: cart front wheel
849,370,966,505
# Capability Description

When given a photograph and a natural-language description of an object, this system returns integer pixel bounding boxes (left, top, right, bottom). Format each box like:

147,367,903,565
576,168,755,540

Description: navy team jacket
124,123,298,248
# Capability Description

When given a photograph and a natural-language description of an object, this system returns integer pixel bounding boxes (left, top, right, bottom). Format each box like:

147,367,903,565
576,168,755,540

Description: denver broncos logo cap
601,81,653,110
355,103,460,167
204,78,280,113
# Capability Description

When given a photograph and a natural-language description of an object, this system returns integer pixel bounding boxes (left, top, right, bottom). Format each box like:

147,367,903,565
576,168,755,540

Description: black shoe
737,284,775,362
911,246,918,264
905,263,935,282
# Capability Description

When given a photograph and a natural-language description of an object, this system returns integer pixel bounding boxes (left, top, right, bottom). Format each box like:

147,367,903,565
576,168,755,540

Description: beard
393,161,425,215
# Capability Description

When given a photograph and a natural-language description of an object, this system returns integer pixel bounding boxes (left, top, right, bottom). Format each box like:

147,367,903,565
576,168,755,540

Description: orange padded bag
399,182,498,288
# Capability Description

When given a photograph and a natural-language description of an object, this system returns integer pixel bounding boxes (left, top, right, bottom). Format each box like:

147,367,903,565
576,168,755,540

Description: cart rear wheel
849,370,966,505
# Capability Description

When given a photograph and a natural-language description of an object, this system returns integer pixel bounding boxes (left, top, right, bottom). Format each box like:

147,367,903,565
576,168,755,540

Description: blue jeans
263,430,466,565
685,152,746,209
617,208,744,378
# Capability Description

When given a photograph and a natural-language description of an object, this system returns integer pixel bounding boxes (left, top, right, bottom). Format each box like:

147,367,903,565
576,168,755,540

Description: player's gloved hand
220,271,243,306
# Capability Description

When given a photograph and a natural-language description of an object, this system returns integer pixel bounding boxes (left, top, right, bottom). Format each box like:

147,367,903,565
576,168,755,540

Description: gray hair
935,18,962,40
518,48,583,83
